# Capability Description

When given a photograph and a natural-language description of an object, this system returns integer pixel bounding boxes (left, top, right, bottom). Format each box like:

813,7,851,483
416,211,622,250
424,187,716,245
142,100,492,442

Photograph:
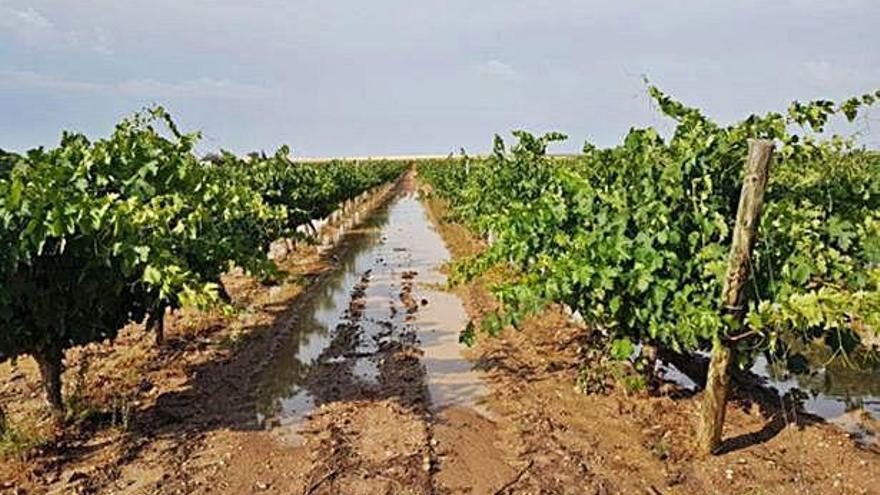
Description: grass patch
0,421,47,459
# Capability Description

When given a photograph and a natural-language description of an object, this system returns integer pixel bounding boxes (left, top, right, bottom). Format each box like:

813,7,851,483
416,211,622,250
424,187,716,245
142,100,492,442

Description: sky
1,0,878,156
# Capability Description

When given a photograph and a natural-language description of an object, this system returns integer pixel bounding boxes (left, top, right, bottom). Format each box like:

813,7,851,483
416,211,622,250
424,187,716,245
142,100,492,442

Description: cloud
113,77,275,99
0,69,98,92
481,59,516,78
0,2,113,54
10,6,52,29
0,69,275,100
0,4,53,36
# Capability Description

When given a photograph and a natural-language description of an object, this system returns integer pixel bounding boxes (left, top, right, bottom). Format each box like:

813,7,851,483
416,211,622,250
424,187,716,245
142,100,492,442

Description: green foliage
610,338,635,361
575,337,646,395
420,87,879,375
0,108,405,409
459,321,477,347
214,146,405,239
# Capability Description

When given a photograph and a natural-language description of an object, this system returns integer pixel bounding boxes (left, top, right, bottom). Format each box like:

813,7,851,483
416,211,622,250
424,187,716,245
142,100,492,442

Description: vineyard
0,108,405,414
0,90,879,493
419,87,880,453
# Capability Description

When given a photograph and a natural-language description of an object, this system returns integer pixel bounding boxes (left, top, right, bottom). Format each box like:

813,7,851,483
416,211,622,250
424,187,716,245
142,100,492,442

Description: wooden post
698,139,774,455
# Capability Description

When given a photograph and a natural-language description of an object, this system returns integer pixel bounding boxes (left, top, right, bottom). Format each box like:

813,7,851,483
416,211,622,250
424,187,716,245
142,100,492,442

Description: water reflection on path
255,191,487,443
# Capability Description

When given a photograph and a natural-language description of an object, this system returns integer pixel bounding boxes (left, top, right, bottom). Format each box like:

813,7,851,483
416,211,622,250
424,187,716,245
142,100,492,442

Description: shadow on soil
661,349,823,454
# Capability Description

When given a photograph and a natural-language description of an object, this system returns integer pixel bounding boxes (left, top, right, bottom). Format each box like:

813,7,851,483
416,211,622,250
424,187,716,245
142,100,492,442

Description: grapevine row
0,107,406,412
419,87,880,452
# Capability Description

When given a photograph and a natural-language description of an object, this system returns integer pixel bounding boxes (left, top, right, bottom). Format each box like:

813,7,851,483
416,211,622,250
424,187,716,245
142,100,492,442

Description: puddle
417,289,490,413
753,356,880,447
378,194,490,414
352,358,380,385
661,353,880,447
256,190,488,443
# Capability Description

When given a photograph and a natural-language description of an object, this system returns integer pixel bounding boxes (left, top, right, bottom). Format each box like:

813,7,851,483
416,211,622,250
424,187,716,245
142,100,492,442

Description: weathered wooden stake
698,139,774,455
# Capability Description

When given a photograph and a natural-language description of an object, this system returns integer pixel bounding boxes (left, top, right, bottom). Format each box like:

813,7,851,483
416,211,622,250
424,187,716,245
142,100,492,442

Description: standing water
754,355,880,446
662,354,880,446
256,188,487,443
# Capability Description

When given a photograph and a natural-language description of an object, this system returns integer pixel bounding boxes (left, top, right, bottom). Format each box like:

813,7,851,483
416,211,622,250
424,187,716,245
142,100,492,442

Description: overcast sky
1,0,878,156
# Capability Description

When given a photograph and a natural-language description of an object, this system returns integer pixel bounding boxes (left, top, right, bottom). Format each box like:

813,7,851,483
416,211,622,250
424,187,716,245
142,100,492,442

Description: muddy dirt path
157,174,515,495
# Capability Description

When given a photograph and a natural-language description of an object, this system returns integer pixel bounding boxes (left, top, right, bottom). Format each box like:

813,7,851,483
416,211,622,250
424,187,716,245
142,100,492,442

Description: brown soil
1,172,878,495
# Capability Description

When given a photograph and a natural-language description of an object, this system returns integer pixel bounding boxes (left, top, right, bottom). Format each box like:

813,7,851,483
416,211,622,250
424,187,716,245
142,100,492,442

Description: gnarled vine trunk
34,348,64,414
0,404,7,435
148,305,167,346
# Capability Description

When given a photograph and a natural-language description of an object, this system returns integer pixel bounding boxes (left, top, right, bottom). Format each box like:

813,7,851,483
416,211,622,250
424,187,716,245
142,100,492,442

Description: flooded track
256,184,488,446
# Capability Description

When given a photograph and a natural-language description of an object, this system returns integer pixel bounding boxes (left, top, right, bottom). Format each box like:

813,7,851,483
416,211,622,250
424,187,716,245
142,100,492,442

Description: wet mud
247,175,501,494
